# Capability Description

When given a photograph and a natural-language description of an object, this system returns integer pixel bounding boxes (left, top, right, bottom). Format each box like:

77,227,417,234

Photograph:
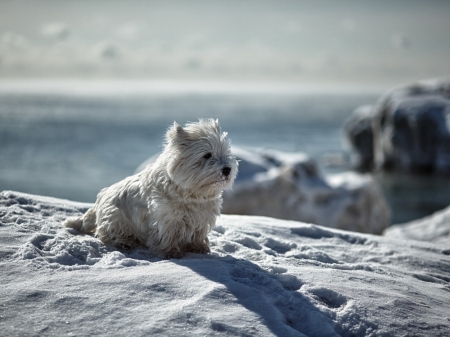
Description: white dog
65,119,238,258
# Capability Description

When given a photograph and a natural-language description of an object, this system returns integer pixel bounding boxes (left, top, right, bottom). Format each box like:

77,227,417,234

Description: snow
222,147,390,234
384,204,450,244
1,190,450,336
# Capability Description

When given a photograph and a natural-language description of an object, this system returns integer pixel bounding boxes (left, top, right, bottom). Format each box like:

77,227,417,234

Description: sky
0,0,449,88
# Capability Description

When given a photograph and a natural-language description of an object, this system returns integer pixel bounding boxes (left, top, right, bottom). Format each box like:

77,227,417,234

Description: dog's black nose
222,167,231,177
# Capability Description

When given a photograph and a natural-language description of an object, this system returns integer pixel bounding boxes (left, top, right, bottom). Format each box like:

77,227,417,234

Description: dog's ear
212,118,222,133
166,121,189,145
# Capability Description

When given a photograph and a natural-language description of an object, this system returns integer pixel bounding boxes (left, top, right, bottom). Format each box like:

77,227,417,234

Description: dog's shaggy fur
64,119,238,258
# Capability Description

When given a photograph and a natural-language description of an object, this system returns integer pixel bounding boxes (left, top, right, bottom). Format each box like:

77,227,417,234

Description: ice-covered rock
384,204,450,244
222,147,390,234
344,78,450,173
342,105,375,171
1,190,449,337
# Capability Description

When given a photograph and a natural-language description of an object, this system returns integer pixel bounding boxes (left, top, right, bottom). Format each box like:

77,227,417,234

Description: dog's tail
64,207,97,234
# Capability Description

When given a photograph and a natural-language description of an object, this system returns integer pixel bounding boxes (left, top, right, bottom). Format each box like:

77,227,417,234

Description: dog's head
163,119,238,196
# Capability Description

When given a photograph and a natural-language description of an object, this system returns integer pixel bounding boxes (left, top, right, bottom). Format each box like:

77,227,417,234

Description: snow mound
222,147,390,234
1,190,449,336
384,204,450,244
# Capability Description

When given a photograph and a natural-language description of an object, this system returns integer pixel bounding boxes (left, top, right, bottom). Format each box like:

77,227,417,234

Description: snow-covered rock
1,190,449,337
222,147,390,234
342,105,375,171
344,78,450,173
384,204,450,244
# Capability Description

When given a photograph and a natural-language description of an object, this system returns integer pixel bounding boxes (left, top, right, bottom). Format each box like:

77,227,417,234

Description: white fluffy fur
64,119,238,258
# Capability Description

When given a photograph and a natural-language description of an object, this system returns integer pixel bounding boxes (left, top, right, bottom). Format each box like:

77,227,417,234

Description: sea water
1,83,449,224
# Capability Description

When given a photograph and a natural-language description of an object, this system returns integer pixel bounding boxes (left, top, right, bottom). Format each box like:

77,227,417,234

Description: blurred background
1,0,450,224
1,0,449,83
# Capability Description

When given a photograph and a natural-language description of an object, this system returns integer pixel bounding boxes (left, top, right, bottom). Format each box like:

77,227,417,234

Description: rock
383,204,450,244
222,147,390,234
344,78,450,174
342,105,375,171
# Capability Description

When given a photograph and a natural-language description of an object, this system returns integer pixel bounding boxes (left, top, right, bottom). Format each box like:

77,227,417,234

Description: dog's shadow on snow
168,253,347,337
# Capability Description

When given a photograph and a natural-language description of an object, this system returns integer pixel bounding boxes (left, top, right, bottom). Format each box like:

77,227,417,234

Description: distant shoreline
0,79,386,97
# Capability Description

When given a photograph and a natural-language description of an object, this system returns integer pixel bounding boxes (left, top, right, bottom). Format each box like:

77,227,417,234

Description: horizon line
0,78,388,96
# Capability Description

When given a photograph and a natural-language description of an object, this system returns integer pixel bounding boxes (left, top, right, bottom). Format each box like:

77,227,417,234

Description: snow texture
384,204,450,244
222,147,390,234
1,190,449,337
343,78,450,173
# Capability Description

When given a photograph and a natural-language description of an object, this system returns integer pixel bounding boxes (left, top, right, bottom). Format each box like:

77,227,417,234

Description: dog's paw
165,250,185,259
189,244,211,255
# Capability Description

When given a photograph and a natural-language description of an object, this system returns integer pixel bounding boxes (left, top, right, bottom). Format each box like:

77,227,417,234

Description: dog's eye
203,153,212,159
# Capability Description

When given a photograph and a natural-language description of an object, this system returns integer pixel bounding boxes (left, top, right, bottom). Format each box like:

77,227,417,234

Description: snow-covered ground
1,190,449,336
384,204,450,245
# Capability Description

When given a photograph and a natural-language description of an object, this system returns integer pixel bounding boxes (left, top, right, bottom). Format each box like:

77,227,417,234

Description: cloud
182,34,209,51
116,23,140,40
41,22,71,40
1,32,27,50
97,42,121,59
391,33,411,50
